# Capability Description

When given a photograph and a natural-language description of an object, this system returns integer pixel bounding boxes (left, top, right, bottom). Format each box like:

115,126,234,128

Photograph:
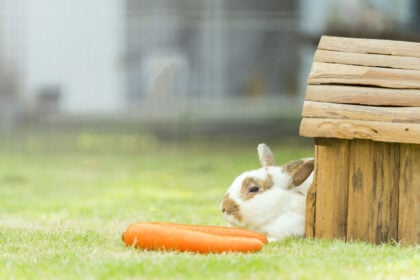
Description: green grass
1,134,419,279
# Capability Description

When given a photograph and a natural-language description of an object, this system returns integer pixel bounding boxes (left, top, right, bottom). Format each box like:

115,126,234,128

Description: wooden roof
299,36,420,144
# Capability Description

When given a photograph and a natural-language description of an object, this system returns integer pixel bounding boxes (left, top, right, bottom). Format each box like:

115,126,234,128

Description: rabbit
220,143,314,242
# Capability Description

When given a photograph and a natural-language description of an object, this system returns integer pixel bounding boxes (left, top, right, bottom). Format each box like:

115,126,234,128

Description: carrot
149,222,268,244
122,222,265,254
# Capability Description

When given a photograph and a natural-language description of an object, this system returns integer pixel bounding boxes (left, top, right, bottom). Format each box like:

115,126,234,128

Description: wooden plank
347,140,400,244
304,140,317,239
305,180,316,239
313,138,350,240
398,144,420,245
305,140,317,238
318,36,420,58
314,49,420,71
302,101,420,123
305,85,420,107
308,62,420,89
299,118,420,145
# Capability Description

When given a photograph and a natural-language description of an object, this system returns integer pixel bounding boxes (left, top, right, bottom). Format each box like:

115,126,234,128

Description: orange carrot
149,222,268,244
122,222,265,254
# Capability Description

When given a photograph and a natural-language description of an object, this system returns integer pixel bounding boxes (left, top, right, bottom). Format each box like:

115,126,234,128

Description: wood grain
313,138,350,240
398,144,420,245
305,85,420,107
318,36,420,58
302,101,420,123
346,140,399,243
302,36,420,245
314,49,420,71
308,62,420,89
299,118,420,145
305,180,317,238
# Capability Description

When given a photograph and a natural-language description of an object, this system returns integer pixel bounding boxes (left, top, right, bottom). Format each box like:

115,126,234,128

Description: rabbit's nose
221,197,243,222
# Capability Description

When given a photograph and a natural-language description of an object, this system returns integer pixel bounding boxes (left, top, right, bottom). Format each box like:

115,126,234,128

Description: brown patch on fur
240,174,273,200
221,196,242,222
283,159,314,187
283,160,304,174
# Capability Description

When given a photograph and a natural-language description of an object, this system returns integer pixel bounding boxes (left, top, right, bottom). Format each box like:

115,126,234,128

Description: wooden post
313,138,350,240
305,180,316,238
346,140,399,243
398,144,420,245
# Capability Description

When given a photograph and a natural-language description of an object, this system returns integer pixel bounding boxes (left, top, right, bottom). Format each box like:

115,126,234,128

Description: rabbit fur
220,143,314,242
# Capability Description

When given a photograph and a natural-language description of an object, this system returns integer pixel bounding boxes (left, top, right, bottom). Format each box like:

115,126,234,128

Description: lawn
1,132,419,279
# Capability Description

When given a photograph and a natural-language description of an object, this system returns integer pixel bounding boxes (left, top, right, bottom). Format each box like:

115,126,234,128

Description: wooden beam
347,140,399,244
305,180,317,239
308,62,420,89
302,101,420,123
318,36,420,58
398,144,420,245
313,138,350,240
299,118,420,145
305,85,420,107
314,49,420,71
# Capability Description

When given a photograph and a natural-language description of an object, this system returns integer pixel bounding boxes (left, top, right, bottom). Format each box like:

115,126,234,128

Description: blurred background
0,0,419,146
1,2,420,276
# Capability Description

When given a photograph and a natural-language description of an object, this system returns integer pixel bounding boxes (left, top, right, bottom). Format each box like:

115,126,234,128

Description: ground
0,132,419,279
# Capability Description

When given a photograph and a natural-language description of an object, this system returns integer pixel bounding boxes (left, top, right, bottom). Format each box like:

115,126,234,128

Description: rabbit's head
220,143,314,241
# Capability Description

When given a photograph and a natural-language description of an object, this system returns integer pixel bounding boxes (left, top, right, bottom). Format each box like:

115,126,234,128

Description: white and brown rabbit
220,143,314,241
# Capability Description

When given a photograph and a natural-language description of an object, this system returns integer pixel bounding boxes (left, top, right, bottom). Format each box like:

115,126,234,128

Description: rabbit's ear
283,158,314,187
258,143,276,167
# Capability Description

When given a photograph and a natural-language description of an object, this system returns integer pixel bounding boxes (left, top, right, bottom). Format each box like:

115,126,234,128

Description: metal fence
0,0,419,128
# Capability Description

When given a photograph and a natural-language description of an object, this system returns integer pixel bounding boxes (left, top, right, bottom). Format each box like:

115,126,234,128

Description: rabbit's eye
249,186,260,193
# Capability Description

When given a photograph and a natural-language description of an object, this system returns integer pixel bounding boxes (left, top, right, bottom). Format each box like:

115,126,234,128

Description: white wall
4,0,125,113
0,0,26,76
